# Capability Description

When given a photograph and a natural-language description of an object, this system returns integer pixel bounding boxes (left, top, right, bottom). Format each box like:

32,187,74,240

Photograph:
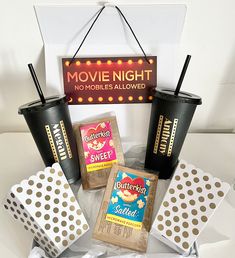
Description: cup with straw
18,64,80,183
145,55,202,179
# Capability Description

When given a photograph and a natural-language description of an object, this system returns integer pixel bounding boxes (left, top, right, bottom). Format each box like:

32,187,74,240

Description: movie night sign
62,56,156,105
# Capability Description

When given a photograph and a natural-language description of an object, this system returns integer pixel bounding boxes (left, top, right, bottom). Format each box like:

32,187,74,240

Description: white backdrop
1,0,235,133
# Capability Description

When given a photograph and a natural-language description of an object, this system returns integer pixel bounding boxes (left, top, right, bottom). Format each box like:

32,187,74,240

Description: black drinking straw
28,63,46,104
174,55,191,95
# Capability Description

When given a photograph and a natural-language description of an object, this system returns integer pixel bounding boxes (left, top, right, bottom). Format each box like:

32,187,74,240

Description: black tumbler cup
145,88,202,179
19,95,80,184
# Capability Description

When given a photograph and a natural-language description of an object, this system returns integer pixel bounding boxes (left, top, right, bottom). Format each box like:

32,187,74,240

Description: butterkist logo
116,177,147,195
153,115,178,157
82,122,112,152
83,130,110,143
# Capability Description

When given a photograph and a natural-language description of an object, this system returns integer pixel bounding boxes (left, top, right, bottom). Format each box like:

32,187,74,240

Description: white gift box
151,160,230,255
3,163,89,257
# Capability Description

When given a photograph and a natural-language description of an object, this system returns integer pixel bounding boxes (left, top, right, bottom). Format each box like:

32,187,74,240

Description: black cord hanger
69,4,150,65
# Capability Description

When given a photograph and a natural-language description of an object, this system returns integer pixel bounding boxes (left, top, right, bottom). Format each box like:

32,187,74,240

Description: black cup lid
154,88,202,105
18,95,67,115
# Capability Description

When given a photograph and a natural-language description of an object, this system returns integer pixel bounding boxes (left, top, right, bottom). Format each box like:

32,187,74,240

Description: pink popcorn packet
74,114,124,190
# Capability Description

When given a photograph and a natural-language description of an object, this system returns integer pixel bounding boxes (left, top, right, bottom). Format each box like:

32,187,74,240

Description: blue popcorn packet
106,170,151,229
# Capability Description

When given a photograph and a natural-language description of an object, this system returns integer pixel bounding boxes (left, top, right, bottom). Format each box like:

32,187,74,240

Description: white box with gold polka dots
151,160,230,255
3,163,89,258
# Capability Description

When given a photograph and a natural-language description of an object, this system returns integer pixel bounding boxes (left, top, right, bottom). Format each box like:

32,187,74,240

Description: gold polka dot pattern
151,160,230,253
3,163,89,258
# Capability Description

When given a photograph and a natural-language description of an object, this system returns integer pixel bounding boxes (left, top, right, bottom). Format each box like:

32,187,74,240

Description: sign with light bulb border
62,56,157,105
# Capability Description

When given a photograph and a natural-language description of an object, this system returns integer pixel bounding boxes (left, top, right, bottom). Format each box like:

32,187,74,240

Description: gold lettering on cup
45,120,72,162
153,115,178,157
